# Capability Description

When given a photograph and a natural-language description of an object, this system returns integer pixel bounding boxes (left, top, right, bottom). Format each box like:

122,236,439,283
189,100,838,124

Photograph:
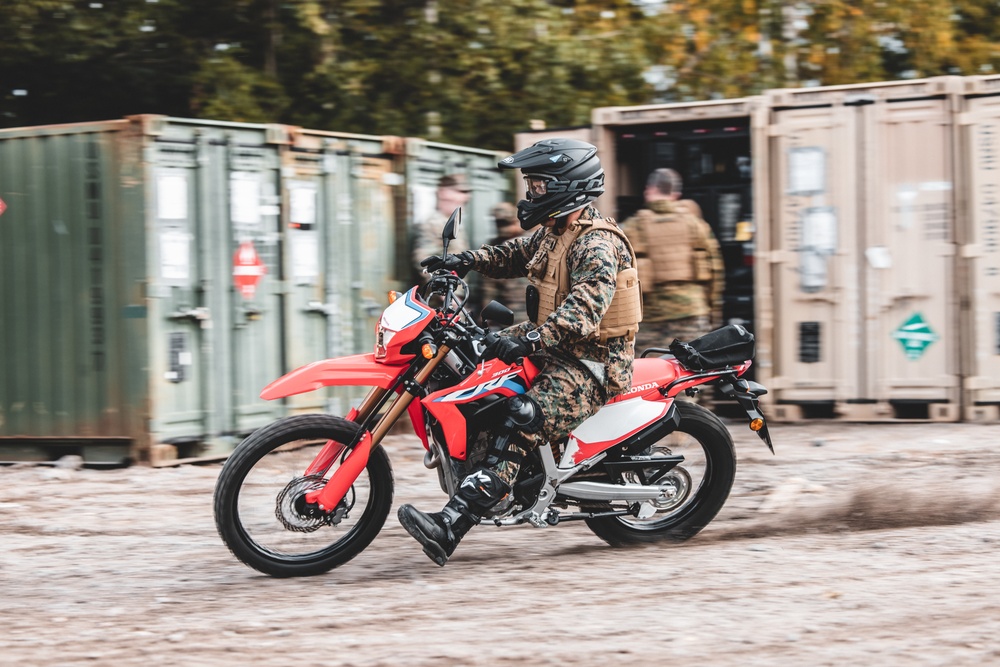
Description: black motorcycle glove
420,251,476,278
488,332,541,364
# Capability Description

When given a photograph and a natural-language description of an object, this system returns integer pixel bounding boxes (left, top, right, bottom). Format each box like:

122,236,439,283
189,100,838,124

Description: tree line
2,0,999,150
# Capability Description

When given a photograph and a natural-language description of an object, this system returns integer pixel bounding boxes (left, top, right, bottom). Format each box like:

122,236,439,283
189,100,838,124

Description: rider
397,138,641,566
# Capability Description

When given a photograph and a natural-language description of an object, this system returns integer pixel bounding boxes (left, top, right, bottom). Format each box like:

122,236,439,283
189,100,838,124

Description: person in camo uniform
627,168,725,356
397,139,642,567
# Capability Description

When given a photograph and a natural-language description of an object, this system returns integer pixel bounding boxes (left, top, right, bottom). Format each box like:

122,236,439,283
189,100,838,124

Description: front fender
260,353,406,400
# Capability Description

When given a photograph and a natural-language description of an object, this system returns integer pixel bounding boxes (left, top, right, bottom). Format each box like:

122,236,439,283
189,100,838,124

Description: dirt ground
2,418,999,667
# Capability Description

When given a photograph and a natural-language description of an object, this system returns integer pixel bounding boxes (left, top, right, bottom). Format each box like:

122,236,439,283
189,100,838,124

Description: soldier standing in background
478,201,529,322
627,168,725,355
411,173,472,286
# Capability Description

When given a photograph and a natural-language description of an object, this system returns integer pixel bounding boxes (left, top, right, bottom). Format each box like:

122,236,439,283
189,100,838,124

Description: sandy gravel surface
2,419,999,666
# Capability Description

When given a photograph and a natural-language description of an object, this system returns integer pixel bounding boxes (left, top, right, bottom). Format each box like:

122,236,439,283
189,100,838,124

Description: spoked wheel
584,400,736,546
214,414,393,577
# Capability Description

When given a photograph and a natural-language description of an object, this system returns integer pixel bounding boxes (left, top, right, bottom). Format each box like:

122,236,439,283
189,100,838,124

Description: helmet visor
524,175,555,200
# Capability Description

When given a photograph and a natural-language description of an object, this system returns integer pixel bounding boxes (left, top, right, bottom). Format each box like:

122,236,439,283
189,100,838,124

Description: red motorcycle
214,210,773,577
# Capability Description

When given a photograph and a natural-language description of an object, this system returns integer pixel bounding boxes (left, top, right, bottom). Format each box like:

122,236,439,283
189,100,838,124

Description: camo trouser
634,315,713,407
494,352,605,485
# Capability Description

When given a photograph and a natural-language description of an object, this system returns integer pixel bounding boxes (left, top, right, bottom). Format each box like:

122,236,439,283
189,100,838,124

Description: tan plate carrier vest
635,209,713,295
526,216,642,343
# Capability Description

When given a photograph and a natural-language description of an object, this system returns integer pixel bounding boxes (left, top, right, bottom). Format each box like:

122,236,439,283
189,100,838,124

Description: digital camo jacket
467,209,635,398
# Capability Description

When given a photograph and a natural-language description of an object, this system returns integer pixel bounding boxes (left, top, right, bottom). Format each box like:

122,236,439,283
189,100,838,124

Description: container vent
799,322,821,363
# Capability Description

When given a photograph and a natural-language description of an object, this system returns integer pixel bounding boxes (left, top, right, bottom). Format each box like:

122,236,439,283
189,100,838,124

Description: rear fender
260,354,406,400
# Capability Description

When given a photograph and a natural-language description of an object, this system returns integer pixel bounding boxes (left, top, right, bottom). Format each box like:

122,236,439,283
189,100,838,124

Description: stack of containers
0,116,514,464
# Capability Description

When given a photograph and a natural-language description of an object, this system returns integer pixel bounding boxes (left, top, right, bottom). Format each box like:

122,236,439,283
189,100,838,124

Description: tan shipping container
588,98,773,390
956,76,1000,421
766,77,962,420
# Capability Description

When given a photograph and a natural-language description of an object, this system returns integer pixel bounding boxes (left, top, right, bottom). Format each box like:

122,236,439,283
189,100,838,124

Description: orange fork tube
306,346,451,512
304,386,389,477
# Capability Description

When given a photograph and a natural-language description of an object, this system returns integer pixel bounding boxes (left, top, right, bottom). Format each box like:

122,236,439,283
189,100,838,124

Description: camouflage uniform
626,199,724,355
467,207,635,481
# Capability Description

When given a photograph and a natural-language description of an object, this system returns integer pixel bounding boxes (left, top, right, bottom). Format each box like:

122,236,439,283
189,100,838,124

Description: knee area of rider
502,395,544,434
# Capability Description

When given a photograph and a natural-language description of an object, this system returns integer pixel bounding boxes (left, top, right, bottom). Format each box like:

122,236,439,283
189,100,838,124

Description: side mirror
441,208,461,256
481,300,514,327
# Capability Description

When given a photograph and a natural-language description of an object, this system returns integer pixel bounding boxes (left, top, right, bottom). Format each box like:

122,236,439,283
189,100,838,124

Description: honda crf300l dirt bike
214,210,773,577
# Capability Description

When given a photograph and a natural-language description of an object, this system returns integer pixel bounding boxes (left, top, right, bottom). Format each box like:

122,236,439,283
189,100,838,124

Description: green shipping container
0,115,288,463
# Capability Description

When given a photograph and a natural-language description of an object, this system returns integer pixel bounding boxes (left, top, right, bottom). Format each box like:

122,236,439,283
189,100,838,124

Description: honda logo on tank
233,240,266,299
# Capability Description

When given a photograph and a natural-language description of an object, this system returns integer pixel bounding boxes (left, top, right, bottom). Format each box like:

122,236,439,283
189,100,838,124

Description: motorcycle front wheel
584,400,736,547
214,414,393,577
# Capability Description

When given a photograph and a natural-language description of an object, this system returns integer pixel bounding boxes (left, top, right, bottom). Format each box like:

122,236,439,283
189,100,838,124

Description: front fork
304,345,452,512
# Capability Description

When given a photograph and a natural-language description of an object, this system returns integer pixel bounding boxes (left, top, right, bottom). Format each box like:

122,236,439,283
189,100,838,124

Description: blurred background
4,1,1000,466
5,0,1000,148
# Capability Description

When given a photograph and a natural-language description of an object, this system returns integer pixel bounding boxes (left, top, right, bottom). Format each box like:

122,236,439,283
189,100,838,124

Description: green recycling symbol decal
891,313,939,360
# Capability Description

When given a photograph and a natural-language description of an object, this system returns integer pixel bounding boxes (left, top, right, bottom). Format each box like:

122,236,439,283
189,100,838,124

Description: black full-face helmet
498,138,605,230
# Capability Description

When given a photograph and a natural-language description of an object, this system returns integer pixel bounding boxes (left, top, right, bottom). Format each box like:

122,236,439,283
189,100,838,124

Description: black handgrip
482,332,500,360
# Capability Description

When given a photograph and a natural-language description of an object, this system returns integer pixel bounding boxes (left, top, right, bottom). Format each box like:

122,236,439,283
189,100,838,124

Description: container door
863,96,960,411
0,126,133,458
958,80,1000,419
351,152,401,352
224,134,286,436
148,137,213,444
767,102,863,404
281,147,330,414
280,133,401,415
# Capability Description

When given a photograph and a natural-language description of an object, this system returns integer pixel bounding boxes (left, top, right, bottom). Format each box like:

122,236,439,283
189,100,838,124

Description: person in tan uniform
627,168,724,355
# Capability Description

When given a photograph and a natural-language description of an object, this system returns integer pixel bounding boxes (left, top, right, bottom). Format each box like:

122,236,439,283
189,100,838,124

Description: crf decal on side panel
434,374,526,403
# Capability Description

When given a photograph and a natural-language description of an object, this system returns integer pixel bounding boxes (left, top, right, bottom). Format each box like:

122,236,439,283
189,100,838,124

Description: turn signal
421,343,437,359
387,290,401,304
749,418,764,432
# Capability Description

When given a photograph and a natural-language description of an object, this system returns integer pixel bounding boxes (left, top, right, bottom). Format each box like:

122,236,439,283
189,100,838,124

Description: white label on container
411,185,437,226
896,184,919,230
788,147,826,195
290,229,320,284
289,182,317,225
160,230,191,281
801,207,837,255
920,181,952,191
230,172,261,225
157,172,188,220
866,246,893,269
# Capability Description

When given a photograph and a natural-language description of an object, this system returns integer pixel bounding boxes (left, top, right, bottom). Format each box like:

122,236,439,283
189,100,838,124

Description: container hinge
168,307,211,328
844,94,876,107
306,301,337,317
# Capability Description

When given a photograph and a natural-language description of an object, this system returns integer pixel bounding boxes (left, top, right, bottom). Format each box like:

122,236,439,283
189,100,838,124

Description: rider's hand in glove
488,330,542,364
420,251,475,278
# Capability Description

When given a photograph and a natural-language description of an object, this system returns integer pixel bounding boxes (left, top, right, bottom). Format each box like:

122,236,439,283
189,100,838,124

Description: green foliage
4,1,1000,148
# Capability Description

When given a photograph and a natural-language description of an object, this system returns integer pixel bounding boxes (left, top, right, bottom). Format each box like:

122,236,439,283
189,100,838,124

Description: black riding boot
397,469,510,567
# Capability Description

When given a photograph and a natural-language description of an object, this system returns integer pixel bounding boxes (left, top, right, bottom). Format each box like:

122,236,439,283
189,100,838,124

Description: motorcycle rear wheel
584,400,735,546
214,414,393,577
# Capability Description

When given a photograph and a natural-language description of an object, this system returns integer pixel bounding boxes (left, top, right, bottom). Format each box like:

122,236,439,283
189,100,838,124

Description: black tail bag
668,324,755,371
